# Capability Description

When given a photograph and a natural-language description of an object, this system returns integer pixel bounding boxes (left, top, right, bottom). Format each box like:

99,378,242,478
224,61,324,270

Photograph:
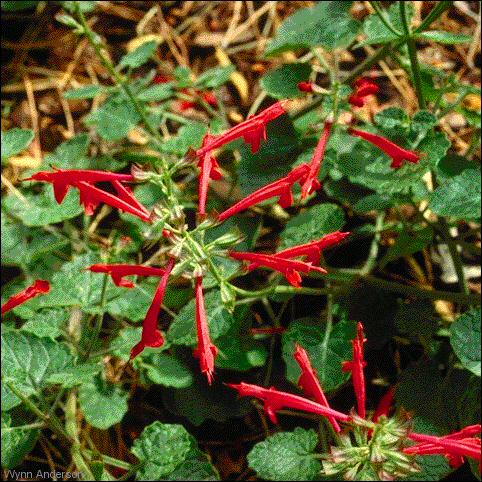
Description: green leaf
47,362,103,388
1,1,39,11
174,66,193,88
21,308,68,339
1,128,34,161
63,85,103,99
214,306,267,371
265,1,360,56
159,122,208,157
163,453,219,481
110,327,143,361
247,428,321,481
451,308,481,377
43,133,91,169
360,1,413,46
84,97,141,141
4,184,83,227
142,353,193,388
106,279,158,322
131,422,194,480
118,41,157,69
1,330,74,411
282,318,357,393
261,63,312,99
374,107,410,133
1,412,39,469
61,1,96,13
416,31,472,44
238,115,300,195
336,131,450,195
167,290,234,346
411,110,438,133
429,168,481,220
15,253,122,317
79,376,128,429
379,225,433,268
279,203,345,250
353,193,393,213
195,66,235,89
137,83,175,102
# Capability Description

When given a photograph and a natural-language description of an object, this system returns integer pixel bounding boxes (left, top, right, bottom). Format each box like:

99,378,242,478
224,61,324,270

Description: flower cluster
17,99,425,390
229,323,481,479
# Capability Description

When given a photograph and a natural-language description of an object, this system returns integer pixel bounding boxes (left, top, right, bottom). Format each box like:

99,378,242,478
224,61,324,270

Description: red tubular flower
301,121,332,199
87,264,167,288
194,277,218,385
24,169,135,204
227,382,351,425
76,181,151,221
229,251,327,287
24,168,150,220
373,386,395,423
198,133,223,217
348,128,421,169
298,81,314,93
355,78,379,97
348,94,365,107
2,280,50,315
405,426,482,469
247,231,351,270
193,100,288,157
111,180,150,218
217,164,311,222
203,91,218,107
294,344,341,432
180,100,197,111
342,322,367,419
349,78,379,107
130,259,175,359
153,74,171,84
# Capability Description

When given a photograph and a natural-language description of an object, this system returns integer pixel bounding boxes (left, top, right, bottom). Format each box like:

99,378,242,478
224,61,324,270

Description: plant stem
320,291,334,381
4,381,72,445
65,391,95,480
360,213,385,276
400,1,426,109
231,284,329,298
414,1,453,33
82,449,134,471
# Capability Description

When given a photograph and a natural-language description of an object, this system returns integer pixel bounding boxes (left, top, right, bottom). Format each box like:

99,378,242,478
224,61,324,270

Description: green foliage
1,330,74,411
137,83,175,102
361,1,414,46
282,317,357,393
159,122,208,156
195,66,235,89
84,97,141,140
63,85,104,99
141,353,193,388
1,412,39,469
79,376,129,429
279,203,345,249
132,421,218,480
429,168,481,220
248,428,321,481
415,31,473,44
118,41,158,69
1,1,39,11
451,308,481,377
167,290,234,346
265,1,360,56
1,128,34,162
261,63,312,99
238,115,300,195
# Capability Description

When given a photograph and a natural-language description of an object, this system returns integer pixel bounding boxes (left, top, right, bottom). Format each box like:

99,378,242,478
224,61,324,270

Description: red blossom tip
348,128,421,169
298,81,314,93
2,280,51,315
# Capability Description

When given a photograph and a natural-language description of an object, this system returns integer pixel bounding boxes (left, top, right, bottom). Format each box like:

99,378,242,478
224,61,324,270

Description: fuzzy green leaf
451,308,481,377
261,63,312,99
